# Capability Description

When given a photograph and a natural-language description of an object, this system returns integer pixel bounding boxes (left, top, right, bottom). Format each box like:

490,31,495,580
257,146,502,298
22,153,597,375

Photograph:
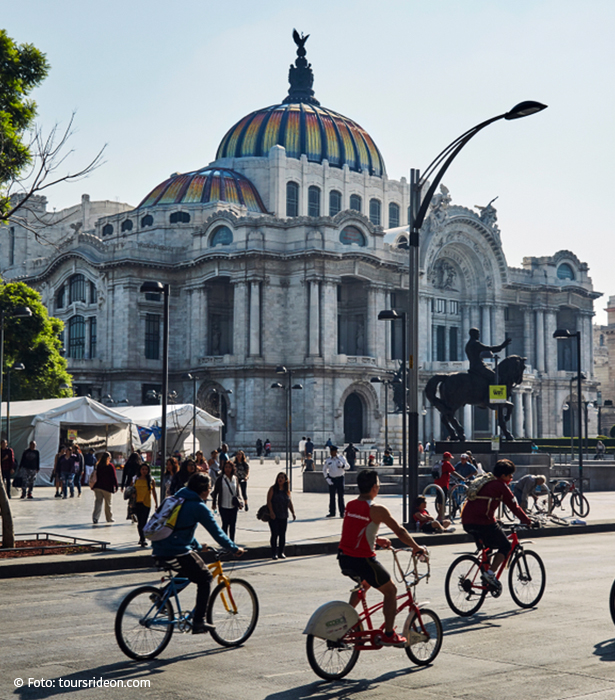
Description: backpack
465,472,497,501
143,495,185,541
431,461,442,480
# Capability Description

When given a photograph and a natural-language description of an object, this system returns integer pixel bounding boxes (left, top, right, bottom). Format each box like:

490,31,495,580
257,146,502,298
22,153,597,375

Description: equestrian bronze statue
425,328,525,441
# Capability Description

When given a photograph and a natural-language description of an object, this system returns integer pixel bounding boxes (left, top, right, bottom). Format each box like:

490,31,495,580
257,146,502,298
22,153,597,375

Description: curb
2,520,615,579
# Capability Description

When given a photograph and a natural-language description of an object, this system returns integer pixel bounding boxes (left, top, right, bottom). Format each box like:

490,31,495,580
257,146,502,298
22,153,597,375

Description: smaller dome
138,167,267,213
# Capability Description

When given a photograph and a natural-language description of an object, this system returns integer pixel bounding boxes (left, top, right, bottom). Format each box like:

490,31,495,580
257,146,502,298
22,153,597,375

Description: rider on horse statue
465,328,512,385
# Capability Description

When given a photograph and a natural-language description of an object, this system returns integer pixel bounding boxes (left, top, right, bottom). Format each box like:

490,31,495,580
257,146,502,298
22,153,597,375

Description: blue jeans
61,472,75,497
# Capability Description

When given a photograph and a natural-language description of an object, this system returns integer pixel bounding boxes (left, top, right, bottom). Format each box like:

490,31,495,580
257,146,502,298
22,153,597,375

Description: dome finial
283,29,320,105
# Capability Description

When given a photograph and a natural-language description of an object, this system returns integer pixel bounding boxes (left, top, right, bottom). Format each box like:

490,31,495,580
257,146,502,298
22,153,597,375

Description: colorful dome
137,167,267,213
216,103,386,177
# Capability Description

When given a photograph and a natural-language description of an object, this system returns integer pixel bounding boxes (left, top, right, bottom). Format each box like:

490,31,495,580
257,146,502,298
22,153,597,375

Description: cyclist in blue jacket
152,473,245,634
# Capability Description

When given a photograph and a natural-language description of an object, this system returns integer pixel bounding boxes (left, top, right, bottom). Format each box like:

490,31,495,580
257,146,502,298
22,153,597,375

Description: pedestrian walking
305,437,314,457
73,445,84,496
298,436,307,460
58,446,77,498
267,471,296,559
234,450,250,512
171,458,198,494
161,456,179,499
19,440,40,499
133,462,158,547
211,461,243,541
323,445,350,518
91,451,118,524
121,452,142,492
264,438,271,457
195,451,208,472
207,450,220,482
256,438,263,457
1,438,17,498
84,448,96,486
343,442,358,471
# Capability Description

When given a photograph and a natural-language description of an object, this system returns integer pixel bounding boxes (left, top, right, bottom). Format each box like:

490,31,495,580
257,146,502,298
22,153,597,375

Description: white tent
1,397,134,481
113,404,223,458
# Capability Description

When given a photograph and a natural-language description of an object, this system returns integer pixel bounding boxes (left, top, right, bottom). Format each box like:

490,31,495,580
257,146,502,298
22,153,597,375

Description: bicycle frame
342,550,431,650
468,529,527,588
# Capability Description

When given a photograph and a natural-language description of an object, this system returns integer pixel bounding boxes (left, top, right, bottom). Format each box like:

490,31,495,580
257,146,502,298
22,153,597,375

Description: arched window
369,198,381,226
121,219,133,232
389,202,400,228
170,211,190,224
68,315,86,359
396,236,408,250
557,263,575,280
286,181,299,217
329,190,342,216
141,214,154,228
339,226,367,247
349,194,362,213
308,186,321,217
210,225,233,247
69,274,86,304
102,223,113,236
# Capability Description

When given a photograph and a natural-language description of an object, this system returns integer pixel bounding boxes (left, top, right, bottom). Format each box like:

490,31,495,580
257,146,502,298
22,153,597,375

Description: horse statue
424,355,526,441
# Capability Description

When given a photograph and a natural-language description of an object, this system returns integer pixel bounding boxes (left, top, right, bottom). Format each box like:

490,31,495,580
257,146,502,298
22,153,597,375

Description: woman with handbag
91,451,118,524
267,472,296,560
211,461,243,541
132,462,158,547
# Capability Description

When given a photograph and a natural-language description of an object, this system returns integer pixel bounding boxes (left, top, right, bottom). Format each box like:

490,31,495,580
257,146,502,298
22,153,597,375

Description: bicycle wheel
306,629,361,681
508,549,546,608
404,608,443,666
448,485,467,520
571,492,590,518
115,586,174,660
207,578,259,647
609,579,615,625
501,502,516,521
445,554,487,616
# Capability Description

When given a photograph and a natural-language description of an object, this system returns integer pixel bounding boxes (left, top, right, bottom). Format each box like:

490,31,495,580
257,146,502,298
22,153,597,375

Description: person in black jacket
121,452,142,491
19,441,40,499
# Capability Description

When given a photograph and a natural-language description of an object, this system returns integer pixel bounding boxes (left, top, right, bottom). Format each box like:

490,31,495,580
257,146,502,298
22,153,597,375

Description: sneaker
482,569,502,594
272,555,278,560
70,493,74,498
192,621,216,635
27,494,33,499
279,553,287,559
55,493,62,498
245,503,249,512
92,519,98,524
107,519,115,523
326,513,336,518
380,630,407,647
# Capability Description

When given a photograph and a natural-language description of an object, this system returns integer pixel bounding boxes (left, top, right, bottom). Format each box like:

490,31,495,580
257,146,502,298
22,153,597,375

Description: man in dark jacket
1,439,16,498
19,441,40,499
152,473,245,634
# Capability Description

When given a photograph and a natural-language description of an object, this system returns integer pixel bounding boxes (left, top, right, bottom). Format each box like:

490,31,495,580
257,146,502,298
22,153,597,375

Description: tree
0,279,71,548
0,30,104,228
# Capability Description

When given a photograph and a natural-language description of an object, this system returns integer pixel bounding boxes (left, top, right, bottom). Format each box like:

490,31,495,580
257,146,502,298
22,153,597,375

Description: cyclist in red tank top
338,469,426,647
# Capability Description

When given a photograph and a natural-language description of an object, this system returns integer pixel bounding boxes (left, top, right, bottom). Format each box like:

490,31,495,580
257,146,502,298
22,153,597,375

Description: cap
461,453,469,459
443,451,453,459
329,445,338,451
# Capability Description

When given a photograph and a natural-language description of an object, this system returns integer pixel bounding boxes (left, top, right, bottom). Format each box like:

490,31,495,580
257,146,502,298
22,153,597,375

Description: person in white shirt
323,445,350,518
298,437,307,460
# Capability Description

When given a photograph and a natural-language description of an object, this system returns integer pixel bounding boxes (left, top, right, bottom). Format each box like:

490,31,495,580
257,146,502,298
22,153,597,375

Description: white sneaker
482,569,502,593
446,527,456,533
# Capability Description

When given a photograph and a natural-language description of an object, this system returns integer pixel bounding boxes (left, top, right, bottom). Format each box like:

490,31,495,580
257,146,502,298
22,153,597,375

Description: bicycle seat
340,569,363,585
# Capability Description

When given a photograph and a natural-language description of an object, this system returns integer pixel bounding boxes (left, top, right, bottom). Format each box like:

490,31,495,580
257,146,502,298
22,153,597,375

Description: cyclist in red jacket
461,459,532,592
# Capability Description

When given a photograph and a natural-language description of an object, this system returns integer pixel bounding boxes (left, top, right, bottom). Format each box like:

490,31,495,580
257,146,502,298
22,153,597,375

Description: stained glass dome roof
137,167,267,213
216,103,386,177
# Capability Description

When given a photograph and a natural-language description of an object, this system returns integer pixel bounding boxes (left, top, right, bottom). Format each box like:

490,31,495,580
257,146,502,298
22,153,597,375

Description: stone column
366,285,381,358
545,310,558,374
513,389,525,438
464,404,473,440
201,285,208,357
249,281,261,356
470,305,480,332
233,281,248,359
535,310,545,372
581,314,592,377
421,295,432,366
494,306,506,350
308,281,321,356
461,304,471,354
424,403,433,444
481,304,492,345
321,281,338,360
432,406,441,441
523,308,533,369
524,391,534,438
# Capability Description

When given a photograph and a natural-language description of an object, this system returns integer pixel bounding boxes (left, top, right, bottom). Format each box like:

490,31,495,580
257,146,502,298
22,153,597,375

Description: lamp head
271,382,284,389
370,376,382,384
11,363,25,371
504,101,548,120
140,281,164,294
275,366,288,375
378,310,401,321
553,329,573,339
292,383,303,390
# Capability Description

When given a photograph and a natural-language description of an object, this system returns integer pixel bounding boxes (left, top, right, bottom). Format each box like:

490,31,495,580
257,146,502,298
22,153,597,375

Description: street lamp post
554,329,583,494
0,306,32,442
140,281,170,502
272,366,303,491
370,376,399,450
6,363,25,447
377,309,407,522
185,373,198,457
408,101,547,514
583,401,594,459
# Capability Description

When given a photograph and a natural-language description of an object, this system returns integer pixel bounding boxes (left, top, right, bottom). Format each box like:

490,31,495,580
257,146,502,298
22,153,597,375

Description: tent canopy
1,397,134,472
113,404,223,457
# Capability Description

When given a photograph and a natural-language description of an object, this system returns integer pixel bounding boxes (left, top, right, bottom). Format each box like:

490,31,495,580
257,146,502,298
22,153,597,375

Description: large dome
138,167,267,213
216,103,386,177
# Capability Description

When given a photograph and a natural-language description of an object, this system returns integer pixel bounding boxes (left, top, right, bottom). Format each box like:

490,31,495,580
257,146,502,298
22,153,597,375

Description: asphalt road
4,533,615,700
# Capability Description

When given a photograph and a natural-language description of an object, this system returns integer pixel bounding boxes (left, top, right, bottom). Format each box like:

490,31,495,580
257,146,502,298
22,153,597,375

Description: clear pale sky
4,0,614,322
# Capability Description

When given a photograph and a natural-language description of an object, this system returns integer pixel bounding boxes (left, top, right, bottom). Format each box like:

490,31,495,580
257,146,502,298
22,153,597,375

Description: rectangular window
89,317,97,359
557,337,578,371
286,182,299,217
449,326,458,361
435,298,446,314
9,226,15,266
449,300,459,315
388,203,400,228
329,190,342,216
308,186,321,217
369,199,381,226
68,316,86,359
435,325,446,361
89,281,97,305
145,314,160,360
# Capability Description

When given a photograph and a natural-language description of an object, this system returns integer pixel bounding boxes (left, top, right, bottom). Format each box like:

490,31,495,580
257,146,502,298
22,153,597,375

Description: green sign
489,385,507,403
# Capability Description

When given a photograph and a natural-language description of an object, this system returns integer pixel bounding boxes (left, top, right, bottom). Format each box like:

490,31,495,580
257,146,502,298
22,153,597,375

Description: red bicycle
445,525,546,616
304,549,443,680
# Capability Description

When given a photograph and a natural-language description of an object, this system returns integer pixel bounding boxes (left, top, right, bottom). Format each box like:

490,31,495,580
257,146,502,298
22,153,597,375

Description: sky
3,0,614,322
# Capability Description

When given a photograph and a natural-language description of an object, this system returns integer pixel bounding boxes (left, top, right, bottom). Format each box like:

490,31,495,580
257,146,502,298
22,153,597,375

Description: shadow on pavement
594,639,615,661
